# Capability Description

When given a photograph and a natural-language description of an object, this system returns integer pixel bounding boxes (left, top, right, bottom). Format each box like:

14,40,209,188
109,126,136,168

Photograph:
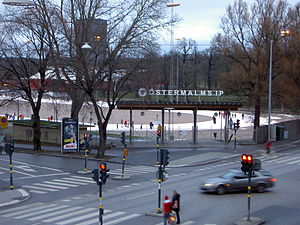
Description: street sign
0,116,8,129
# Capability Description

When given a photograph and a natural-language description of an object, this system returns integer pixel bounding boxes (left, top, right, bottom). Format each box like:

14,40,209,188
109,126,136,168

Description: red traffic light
241,154,253,163
99,163,107,170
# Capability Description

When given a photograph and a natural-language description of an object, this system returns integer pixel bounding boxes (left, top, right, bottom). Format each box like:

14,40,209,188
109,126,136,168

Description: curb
0,188,31,208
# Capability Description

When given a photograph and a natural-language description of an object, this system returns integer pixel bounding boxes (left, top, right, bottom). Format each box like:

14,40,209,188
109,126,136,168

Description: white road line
55,211,99,225
43,181,78,187
127,191,155,200
22,185,59,192
12,172,71,180
28,206,83,221
104,214,140,225
76,212,125,225
155,221,195,225
52,179,81,185
0,202,43,214
61,177,93,184
287,159,300,164
33,183,69,190
267,156,299,163
3,204,56,217
42,208,95,223
71,176,93,181
15,205,69,219
29,190,47,194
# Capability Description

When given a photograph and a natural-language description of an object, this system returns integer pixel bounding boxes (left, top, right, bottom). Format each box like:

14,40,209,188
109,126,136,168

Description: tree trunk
253,95,261,141
32,112,42,151
71,98,84,121
97,122,106,158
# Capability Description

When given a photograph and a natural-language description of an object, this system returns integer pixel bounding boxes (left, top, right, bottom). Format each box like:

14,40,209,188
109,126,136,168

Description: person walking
163,195,172,225
172,190,181,224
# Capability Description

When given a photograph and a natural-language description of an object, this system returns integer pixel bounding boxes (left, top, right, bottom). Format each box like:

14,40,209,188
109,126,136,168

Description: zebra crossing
0,202,141,225
22,175,94,194
109,165,157,176
258,153,300,166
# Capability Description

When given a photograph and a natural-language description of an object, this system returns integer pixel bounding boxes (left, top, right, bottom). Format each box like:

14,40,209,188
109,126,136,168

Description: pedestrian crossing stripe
154,221,195,225
0,202,142,225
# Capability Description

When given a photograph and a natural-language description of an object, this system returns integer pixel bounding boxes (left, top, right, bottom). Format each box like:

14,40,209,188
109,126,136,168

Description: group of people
163,190,181,224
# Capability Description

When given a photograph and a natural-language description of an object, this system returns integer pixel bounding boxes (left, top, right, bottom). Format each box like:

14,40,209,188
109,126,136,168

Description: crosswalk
258,153,300,166
0,202,141,225
109,165,157,176
22,175,94,194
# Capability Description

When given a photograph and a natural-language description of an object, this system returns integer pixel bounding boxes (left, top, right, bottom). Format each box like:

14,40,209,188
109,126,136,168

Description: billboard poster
62,118,78,151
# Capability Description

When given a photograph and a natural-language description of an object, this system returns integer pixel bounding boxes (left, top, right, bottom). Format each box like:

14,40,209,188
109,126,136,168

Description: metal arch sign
0,116,8,129
137,88,224,97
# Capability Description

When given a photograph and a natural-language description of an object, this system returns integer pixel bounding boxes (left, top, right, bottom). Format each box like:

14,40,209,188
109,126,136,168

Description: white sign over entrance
138,88,224,97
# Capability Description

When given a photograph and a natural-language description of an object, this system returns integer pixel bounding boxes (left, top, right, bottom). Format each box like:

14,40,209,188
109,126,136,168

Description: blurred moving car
200,169,276,195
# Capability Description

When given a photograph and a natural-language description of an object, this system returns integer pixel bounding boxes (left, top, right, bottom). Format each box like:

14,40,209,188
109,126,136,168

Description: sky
161,0,300,50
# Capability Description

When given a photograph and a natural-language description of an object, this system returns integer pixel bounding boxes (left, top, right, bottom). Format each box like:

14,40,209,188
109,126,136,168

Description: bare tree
0,4,55,150
43,0,173,157
214,0,292,139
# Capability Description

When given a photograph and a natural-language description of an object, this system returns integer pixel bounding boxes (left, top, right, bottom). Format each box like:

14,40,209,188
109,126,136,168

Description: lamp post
166,1,180,102
267,40,273,143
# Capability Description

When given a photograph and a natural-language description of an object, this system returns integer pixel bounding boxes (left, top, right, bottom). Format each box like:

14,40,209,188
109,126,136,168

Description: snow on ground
2,95,296,131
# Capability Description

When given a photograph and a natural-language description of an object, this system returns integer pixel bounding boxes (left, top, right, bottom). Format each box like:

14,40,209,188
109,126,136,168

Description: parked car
200,169,276,195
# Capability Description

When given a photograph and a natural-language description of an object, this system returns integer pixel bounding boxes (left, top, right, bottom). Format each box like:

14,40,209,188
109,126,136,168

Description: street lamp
166,1,180,102
267,30,291,144
267,40,273,143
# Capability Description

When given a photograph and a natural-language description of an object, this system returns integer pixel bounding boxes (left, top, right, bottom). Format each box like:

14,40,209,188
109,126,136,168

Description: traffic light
83,133,89,140
5,143,14,155
213,116,216,124
99,163,110,184
160,149,169,167
157,125,162,137
91,169,99,183
236,119,240,129
241,154,253,173
120,132,125,145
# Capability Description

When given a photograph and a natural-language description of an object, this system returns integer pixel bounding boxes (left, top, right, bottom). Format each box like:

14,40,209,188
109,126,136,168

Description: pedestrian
163,195,172,225
172,190,181,224
265,141,271,154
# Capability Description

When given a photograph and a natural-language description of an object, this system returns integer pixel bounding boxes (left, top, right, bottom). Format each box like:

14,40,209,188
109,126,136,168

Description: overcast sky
161,0,300,50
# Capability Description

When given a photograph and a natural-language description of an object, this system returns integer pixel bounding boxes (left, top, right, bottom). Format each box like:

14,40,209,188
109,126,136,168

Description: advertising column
61,118,79,152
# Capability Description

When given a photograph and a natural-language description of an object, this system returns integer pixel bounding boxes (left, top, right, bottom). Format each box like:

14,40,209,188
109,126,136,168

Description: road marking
56,211,99,225
33,183,69,190
76,212,126,225
52,179,80,186
14,165,37,172
104,213,140,225
42,181,78,187
22,185,59,192
3,203,56,217
28,206,83,221
11,172,70,180
29,190,47,194
14,205,69,219
61,177,93,184
0,202,43,214
42,208,96,223
127,191,155,200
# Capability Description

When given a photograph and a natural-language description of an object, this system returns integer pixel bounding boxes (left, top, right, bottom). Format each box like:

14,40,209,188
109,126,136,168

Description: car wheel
216,186,226,195
257,184,265,193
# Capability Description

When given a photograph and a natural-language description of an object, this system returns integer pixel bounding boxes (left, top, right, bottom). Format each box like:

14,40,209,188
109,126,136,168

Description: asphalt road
0,142,300,224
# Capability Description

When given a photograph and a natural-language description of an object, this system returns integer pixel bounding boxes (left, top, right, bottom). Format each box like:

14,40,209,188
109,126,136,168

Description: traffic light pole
121,145,127,177
99,181,103,225
247,170,252,222
234,128,237,153
84,149,89,172
157,178,162,214
157,137,159,164
9,153,14,190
